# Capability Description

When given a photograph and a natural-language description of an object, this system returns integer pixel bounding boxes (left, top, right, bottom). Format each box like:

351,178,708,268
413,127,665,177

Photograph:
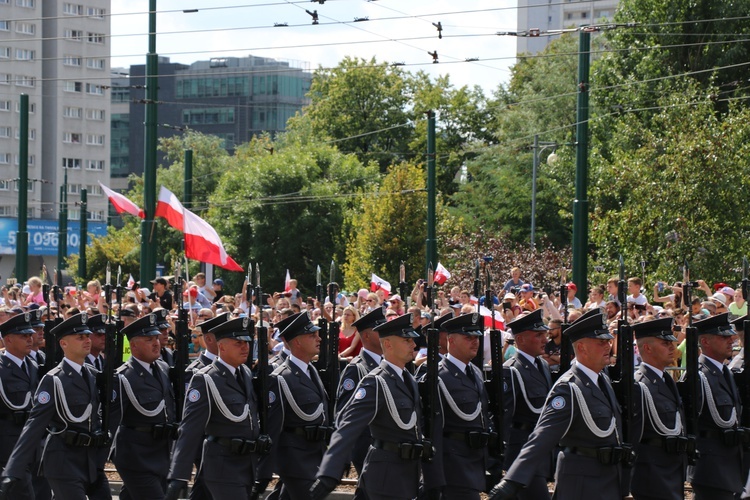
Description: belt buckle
398,442,414,460
76,432,92,447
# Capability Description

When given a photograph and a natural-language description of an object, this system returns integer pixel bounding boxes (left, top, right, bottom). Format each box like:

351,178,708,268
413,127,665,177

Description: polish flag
183,209,243,272
284,269,292,293
479,305,505,330
127,274,135,289
470,295,479,305
99,182,144,219
434,263,451,285
370,273,392,294
155,186,184,231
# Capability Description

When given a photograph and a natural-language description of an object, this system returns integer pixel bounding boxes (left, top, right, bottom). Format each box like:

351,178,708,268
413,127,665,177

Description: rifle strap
438,378,482,422
699,372,737,428
638,381,682,436
569,382,618,440
508,366,544,415
277,376,325,423
204,374,252,424
118,375,166,418
374,375,417,431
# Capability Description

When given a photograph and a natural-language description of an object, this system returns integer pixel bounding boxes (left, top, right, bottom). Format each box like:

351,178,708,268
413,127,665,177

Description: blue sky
110,0,519,94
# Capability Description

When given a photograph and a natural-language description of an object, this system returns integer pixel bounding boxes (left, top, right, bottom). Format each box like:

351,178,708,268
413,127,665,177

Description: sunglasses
191,334,203,339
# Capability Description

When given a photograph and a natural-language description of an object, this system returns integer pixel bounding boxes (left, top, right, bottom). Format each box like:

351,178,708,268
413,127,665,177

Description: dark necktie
151,363,163,388
598,374,615,409
80,367,91,392
403,370,416,399
236,368,246,395
20,360,28,377
94,357,101,371
723,366,738,402
465,365,476,385
662,372,678,400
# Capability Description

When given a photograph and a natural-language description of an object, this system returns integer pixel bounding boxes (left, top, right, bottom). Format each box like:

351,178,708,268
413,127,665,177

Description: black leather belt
124,423,178,439
443,430,490,449
283,425,331,442
372,439,424,460
641,436,688,454
206,435,258,455
563,445,632,466
0,411,29,425
511,421,534,431
699,428,748,446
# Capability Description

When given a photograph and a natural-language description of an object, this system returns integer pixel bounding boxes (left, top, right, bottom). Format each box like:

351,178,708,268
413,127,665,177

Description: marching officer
630,317,686,500
335,307,385,475
421,312,492,500
502,309,554,500
490,312,625,500
154,309,175,367
166,316,262,500
27,309,46,370
311,312,424,500
254,312,329,500
111,314,177,500
183,311,228,500
0,313,39,500
0,313,110,499
689,313,744,500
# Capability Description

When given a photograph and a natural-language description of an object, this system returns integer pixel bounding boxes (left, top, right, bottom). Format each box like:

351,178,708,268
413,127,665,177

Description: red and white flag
470,295,479,305
434,262,451,285
155,186,184,231
127,274,135,289
370,273,392,294
99,182,144,219
479,305,505,330
284,269,291,293
183,209,243,272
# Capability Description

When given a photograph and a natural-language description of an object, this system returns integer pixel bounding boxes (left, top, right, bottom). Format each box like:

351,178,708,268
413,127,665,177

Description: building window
14,101,34,113
13,155,34,166
182,107,236,125
0,181,11,191
0,21,10,32
65,29,83,41
13,128,35,140
87,184,103,196
0,74,10,85
62,3,83,15
63,132,82,144
85,83,104,95
86,109,105,120
0,101,10,112
0,153,10,164
0,127,10,138
15,22,34,35
86,58,105,70
15,76,35,87
87,32,104,44
63,55,81,66
67,183,81,194
0,47,9,59
63,81,83,93
86,6,105,18
0,207,15,216
86,160,104,171
63,106,82,118
62,158,82,169
581,11,588,19
86,134,105,146
87,210,103,221
15,49,34,61
15,0,34,8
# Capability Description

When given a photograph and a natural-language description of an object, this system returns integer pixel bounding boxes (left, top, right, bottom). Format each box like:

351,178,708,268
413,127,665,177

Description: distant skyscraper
516,0,619,55
125,55,312,178
0,0,110,276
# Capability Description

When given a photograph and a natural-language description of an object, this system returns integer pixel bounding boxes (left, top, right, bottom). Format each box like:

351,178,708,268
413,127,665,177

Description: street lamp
531,134,558,247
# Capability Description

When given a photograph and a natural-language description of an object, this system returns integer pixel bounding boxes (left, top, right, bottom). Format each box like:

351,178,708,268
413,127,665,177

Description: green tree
209,130,379,294
66,219,142,285
292,56,414,172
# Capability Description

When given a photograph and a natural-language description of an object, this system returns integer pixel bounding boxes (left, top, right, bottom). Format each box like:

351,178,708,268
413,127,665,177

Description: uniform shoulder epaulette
115,364,128,374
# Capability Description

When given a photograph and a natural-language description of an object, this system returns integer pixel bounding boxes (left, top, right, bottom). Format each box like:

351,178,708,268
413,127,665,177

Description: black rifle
313,265,328,373
558,284,572,376
113,283,124,367
419,264,438,462
611,256,636,467
471,259,484,369
100,279,117,436
738,258,750,428
252,264,272,453
485,265,504,460
677,260,700,464
39,284,60,377
323,262,340,431
398,261,409,308
172,271,190,421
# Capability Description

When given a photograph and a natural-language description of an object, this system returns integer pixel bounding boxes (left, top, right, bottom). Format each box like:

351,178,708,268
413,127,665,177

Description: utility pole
78,188,87,280
572,28,591,302
140,0,158,284
184,149,193,210
58,169,68,286
425,111,437,274
17,94,29,282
